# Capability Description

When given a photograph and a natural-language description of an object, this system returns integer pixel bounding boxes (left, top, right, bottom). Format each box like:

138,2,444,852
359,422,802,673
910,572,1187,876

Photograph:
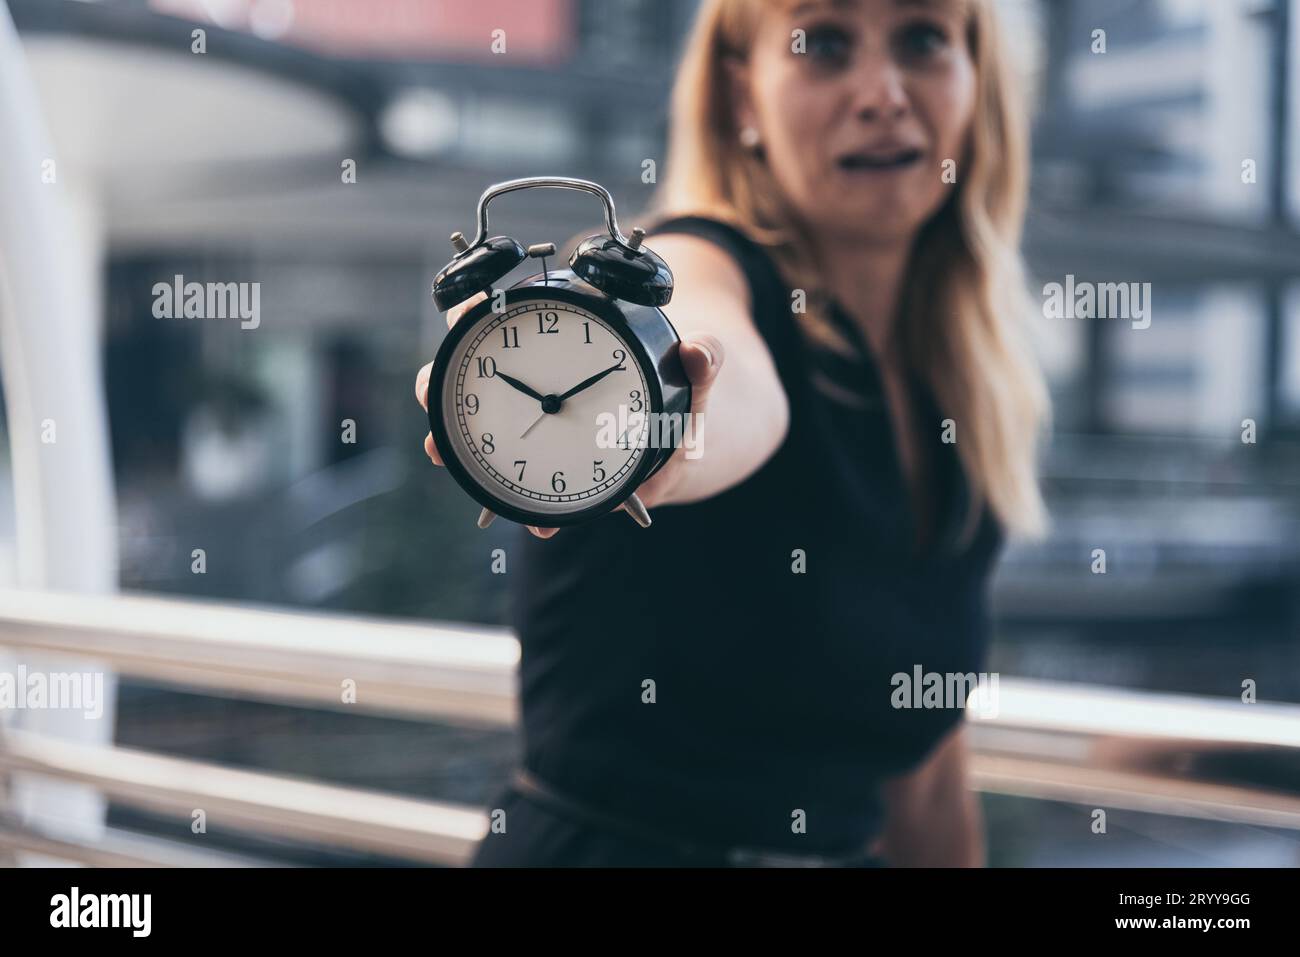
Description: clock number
501,326,520,349
513,460,526,481
617,429,632,451
592,460,606,483
612,348,626,368
464,393,479,415
629,390,643,413
476,356,497,378
582,321,592,344
481,433,495,454
537,312,559,334
551,471,566,493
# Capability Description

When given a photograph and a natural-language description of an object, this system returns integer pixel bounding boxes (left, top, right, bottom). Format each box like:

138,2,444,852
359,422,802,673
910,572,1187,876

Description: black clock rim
426,285,672,528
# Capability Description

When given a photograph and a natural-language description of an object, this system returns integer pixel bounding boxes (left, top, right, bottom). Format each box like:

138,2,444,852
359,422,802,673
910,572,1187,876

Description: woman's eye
804,24,852,65
895,21,950,60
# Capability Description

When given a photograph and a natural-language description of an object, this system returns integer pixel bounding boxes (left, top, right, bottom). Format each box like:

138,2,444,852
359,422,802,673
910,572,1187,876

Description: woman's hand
414,290,725,540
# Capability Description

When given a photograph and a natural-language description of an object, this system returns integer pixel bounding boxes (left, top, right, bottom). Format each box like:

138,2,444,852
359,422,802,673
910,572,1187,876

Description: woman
415,0,1047,866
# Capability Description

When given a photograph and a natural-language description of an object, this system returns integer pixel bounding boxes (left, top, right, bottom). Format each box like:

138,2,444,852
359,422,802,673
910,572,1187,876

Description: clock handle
459,176,639,256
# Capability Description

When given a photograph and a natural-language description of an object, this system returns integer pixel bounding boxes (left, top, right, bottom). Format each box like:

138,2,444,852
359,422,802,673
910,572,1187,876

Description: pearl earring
739,126,761,150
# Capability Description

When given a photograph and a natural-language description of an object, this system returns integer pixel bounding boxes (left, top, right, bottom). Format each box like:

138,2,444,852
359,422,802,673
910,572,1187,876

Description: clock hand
515,361,624,439
519,410,547,439
557,361,626,402
495,369,547,403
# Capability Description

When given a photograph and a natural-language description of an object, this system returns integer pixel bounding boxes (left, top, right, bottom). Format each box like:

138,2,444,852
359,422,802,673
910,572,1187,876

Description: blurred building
1028,0,1299,435
997,0,1300,689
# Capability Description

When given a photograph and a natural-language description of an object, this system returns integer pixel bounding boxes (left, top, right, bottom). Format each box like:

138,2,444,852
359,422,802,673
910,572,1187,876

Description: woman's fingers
416,365,444,464
417,360,444,466
423,431,444,467
527,525,559,539
415,362,432,412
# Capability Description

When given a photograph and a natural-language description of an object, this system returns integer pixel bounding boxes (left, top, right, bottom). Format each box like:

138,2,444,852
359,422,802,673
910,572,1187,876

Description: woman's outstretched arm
631,233,790,507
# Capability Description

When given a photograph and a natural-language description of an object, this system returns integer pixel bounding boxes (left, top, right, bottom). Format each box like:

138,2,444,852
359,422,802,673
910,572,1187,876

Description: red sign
151,0,574,62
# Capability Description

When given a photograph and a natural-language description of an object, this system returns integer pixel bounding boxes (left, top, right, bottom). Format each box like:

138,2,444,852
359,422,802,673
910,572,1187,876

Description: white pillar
0,2,119,865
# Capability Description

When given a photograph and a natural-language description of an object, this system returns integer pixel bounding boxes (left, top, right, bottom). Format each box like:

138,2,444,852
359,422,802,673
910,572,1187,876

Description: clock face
436,297,654,519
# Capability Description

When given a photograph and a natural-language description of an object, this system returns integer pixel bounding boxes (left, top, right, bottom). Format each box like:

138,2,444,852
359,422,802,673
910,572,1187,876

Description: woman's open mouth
837,148,924,172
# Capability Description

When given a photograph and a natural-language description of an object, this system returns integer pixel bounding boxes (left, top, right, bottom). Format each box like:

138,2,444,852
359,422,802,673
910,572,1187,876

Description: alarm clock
425,176,691,530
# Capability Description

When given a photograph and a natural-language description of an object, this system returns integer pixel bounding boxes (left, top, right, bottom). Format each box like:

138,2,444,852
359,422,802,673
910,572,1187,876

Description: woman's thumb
679,334,723,394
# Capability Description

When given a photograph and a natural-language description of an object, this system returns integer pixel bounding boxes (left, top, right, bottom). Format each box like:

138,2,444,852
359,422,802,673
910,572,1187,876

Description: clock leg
477,507,497,529
622,493,652,528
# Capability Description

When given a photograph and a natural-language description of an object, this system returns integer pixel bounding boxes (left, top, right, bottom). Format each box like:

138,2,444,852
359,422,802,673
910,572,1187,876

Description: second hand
520,410,547,439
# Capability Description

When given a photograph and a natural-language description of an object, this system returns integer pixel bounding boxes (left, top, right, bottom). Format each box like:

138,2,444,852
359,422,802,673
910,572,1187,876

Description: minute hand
558,362,626,402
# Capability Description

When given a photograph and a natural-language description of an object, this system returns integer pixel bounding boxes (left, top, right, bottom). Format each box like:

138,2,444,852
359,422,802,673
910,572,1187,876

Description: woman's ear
722,57,758,137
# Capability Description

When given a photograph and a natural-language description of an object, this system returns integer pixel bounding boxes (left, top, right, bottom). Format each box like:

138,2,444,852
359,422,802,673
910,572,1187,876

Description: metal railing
2,587,1299,866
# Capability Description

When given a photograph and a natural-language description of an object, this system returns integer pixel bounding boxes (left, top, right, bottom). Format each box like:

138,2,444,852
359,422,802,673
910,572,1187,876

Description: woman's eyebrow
894,0,968,15
789,0,857,16
788,0,966,16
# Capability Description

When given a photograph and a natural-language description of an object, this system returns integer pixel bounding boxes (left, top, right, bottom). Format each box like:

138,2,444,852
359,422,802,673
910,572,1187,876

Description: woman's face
734,0,977,245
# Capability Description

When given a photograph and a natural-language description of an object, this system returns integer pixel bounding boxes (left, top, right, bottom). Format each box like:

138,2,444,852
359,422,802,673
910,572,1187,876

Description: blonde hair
646,0,1049,539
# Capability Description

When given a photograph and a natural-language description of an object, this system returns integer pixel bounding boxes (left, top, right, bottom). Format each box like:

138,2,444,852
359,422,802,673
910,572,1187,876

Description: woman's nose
849,52,910,121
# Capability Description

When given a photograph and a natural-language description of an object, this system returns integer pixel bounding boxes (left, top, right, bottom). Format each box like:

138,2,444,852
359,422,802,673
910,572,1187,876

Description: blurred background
1,0,1298,867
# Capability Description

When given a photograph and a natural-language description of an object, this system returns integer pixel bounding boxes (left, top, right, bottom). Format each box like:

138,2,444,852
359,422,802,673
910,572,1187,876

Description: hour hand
496,370,546,403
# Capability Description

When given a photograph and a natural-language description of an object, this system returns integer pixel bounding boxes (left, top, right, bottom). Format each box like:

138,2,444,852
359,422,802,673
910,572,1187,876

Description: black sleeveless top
507,215,1004,855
